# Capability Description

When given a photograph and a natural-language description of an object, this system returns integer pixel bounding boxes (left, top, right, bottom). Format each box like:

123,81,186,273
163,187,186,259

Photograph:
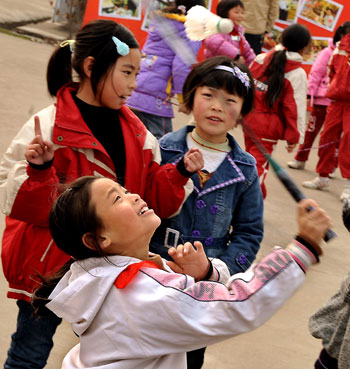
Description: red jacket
245,46,308,144
0,84,192,301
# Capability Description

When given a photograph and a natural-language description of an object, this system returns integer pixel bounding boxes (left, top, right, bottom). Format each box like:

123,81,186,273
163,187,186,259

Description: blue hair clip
112,36,130,56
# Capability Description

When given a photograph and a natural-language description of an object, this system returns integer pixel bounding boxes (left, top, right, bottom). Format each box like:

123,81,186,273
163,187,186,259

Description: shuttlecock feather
185,5,234,41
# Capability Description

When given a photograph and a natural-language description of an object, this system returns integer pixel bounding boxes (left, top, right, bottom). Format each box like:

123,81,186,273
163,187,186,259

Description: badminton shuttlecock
185,5,234,41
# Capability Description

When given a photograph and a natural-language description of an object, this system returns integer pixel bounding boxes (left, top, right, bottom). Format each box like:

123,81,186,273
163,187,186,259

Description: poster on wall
99,0,142,20
278,0,300,24
303,37,330,64
262,25,284,52
297,0,344,31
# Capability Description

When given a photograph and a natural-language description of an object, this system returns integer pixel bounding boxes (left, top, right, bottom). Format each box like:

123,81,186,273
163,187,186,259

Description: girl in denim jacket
149,56,262,368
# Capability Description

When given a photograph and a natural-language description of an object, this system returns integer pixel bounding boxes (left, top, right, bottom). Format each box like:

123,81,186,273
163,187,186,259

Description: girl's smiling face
90,178,160,259
192,86,244,143
228,6,245,27
98,48,141,109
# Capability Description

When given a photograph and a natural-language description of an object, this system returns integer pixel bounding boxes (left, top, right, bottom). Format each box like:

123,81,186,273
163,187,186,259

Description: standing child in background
288,23,347,171
0,20,202,369
303,22,350,202
243,23,311,199
150,56,264,368
203,0,255,66
309,198,350,369
126,0,203,139
32,175,330,369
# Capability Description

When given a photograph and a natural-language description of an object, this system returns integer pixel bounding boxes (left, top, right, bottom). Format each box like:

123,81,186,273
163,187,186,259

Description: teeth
139,206,149,215
209,117,220,121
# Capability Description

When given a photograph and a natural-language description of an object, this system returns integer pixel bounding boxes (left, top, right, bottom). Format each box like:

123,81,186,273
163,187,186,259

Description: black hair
216,0,244,18
162,0,205,15
343,199,350,231
47,20,139,97
257,23,311,108
32,176,107,315
333,21,350,44
182,55,254,116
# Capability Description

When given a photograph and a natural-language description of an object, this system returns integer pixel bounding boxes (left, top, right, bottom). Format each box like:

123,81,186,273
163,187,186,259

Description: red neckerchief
230,29,244,56
114,260,162,289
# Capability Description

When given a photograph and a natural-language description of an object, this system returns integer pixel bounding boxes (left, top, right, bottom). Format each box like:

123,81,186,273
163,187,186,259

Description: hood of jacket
46,255,139,336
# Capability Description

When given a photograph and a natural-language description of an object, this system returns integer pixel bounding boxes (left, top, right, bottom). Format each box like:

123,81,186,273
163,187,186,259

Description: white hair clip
60,39,76,53
215,65,250,90
112,36,130,56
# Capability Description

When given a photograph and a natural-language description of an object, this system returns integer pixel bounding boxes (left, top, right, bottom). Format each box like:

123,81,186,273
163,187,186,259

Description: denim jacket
150,126,264,274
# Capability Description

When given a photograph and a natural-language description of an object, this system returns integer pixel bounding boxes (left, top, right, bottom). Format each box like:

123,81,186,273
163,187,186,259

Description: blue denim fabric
4,300,62,369
150,126,264,275
131,109,172,140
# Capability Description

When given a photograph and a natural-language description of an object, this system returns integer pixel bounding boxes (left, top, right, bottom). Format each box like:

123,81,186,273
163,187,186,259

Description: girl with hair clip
126,0,204,139
149,56,263,368
31,175,331,369
243,23,311,199
203,0,256,66
288,23,347,172
0,19,203,369
303,22,350,202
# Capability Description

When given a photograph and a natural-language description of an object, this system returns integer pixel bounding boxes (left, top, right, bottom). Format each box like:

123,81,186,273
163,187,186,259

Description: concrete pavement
1,3,350,368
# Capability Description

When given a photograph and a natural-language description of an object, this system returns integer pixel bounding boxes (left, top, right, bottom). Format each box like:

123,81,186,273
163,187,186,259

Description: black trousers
244,33,264,55
187,347,207,369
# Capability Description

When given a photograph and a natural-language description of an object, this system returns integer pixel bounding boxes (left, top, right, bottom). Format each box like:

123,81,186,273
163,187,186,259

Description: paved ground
1,7,350,369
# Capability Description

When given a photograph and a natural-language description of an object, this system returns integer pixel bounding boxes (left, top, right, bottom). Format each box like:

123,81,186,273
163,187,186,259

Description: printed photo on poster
297,0,343,31
278,0,300,24
303,37,330,64
99,0,141,20
262,25,284,52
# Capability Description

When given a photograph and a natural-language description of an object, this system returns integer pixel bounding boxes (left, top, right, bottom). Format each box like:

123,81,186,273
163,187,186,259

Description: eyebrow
106,187,118,199
121,63,136,70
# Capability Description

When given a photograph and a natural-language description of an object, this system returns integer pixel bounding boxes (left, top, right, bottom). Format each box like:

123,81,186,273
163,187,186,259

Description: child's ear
82,56,95,79
82,232,111,250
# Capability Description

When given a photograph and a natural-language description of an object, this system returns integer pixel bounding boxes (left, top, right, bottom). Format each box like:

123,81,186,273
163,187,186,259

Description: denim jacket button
196,199,206,209
237,253,247,265
205,237,213,246
192,230,201,237
209,204,219,214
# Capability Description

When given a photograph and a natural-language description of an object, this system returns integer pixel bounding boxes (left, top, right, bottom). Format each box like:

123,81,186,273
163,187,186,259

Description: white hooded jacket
47,248,306,369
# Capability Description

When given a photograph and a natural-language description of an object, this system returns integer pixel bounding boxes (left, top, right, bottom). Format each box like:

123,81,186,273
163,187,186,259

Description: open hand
183,147,204,173
25,116,54,165
166,241,210,281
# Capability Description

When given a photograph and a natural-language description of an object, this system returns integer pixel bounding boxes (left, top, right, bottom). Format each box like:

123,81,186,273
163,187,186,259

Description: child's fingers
34,116,43,138
166,261,183,273
193,241,204,253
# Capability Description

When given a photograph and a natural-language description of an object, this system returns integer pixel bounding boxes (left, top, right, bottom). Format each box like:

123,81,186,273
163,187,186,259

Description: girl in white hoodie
32,175,330,369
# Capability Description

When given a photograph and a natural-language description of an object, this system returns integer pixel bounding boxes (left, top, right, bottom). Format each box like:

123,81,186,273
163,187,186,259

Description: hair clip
177,5,186,14
112,36,130,56
214,65,250,90
60,39,76,53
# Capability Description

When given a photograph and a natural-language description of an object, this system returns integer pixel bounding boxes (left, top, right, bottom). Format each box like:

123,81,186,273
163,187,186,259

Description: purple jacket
307,39,335,107
203,25,255,66
126,14,201,118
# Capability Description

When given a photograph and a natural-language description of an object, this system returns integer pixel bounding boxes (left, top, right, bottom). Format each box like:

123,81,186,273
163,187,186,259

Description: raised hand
166,241,210,281
183,147,204,173
25,116,54,165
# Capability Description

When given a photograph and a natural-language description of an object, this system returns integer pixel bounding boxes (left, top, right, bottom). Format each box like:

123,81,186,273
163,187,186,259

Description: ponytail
47,44,73,97
265,49,287,108
31,259,74,316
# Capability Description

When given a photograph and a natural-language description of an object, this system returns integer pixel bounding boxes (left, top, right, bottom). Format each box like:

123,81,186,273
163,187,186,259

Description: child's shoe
302,177,329,190
287,160,305,170
340,186,350,202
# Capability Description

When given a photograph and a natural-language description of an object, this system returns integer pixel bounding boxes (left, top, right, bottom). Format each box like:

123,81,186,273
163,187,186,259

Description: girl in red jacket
243,23,311,198
303,22,350,203
0,19,203,369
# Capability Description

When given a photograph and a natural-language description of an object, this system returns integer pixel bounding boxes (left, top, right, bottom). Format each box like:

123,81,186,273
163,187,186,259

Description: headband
112,36,130,56
214,65,250,90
